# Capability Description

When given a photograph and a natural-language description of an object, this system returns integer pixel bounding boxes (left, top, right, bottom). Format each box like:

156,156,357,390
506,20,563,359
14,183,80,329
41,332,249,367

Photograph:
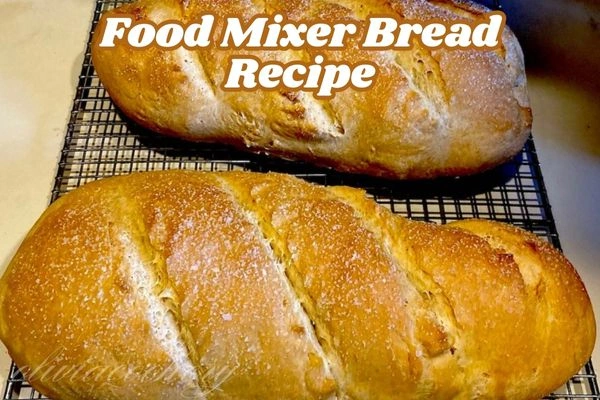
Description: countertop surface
0,0,598,394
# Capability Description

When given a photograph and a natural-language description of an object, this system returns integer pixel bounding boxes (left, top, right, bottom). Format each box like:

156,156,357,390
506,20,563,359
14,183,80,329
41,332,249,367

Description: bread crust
0,171,594,399
91,0,532,179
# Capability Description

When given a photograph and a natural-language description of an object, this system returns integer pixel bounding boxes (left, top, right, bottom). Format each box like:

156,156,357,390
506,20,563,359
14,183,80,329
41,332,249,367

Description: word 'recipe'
98,12,506,98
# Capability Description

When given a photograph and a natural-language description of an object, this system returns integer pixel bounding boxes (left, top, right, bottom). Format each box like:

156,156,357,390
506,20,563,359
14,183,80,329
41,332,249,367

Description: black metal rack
3,0,598,398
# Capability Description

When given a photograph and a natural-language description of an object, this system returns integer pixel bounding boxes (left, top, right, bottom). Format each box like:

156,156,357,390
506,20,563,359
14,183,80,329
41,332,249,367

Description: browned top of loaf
0,171,594,400
91,0,532,179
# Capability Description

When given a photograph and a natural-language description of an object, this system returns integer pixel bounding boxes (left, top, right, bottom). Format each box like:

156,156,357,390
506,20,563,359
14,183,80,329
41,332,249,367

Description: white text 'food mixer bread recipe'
97,12,505,98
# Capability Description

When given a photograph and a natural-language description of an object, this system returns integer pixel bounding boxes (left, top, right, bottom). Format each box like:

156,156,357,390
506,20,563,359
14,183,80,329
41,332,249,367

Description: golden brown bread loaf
0,171,594,399
91,0,532,179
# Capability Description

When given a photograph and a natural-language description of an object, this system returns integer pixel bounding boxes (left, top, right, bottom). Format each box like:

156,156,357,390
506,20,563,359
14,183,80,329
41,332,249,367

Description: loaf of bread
91,0,532,179
0,171,594,399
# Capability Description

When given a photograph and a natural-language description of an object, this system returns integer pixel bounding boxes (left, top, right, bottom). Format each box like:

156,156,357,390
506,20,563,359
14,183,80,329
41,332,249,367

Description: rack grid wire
3,0,598,399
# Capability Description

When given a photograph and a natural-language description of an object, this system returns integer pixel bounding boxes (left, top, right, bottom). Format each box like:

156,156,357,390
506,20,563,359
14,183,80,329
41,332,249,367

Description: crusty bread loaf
0,171,594,399
91,0,532,179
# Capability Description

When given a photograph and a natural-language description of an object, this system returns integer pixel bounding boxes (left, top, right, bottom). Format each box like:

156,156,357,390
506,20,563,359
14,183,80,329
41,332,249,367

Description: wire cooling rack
3,0,599,399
